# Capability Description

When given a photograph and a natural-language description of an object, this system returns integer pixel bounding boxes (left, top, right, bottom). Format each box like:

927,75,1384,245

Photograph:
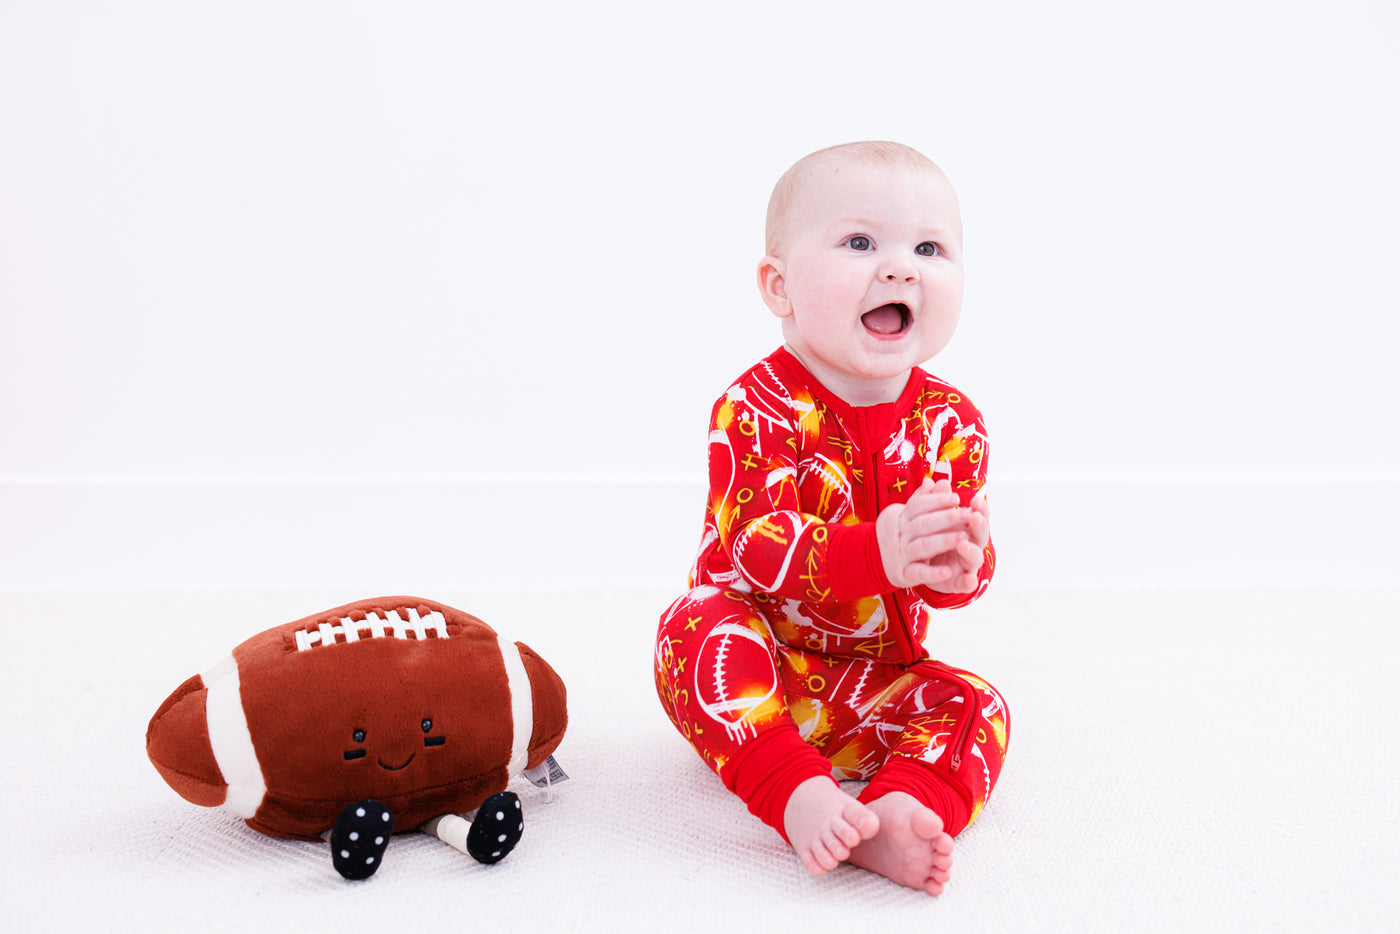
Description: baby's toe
842,801,880,840
909,807,944,841
800,848,832,877
832,818,862,849
822,828,852,862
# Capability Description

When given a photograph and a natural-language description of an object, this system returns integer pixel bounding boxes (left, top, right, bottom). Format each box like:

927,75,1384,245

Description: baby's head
759,141,965,406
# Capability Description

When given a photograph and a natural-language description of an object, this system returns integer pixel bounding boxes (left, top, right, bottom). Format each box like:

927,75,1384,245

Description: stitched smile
378,754,415,771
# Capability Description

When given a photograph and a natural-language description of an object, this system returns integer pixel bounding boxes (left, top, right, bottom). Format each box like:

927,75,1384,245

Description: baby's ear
757,256,792,319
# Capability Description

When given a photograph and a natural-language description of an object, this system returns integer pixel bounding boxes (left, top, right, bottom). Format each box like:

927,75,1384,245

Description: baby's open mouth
861,303,911,335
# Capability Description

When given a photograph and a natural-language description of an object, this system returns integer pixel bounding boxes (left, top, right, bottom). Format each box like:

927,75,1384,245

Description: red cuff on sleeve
916,585,977,609
825,521,893,601
916,539,996,609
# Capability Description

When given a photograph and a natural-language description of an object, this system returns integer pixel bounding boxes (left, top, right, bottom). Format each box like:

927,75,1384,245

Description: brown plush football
147,597,568,840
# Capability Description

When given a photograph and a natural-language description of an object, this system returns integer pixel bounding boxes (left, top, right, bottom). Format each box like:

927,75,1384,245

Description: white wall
3,1,1397,591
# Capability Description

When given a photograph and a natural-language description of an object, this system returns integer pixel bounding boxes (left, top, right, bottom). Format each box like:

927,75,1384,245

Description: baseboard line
2,478,1394,590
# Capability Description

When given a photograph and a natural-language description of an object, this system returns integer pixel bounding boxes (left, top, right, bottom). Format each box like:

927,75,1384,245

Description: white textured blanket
3,589,1394,931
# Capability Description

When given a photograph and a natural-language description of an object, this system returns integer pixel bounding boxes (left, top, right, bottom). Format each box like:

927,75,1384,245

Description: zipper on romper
856,407,920,667
909,659,978,772
853,387,978,774
941,666,977,772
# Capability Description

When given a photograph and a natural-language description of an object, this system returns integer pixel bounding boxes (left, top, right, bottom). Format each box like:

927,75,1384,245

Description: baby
654,141,1009,896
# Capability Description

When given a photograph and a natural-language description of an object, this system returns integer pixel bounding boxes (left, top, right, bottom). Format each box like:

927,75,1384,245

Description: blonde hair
764,141,946,256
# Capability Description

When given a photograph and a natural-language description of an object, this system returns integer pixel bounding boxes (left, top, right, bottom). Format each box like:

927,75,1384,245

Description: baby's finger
907,530,969,563
899,501,960,529
963,509,990,545
906,562,957,588
905,478,958,505
954,540,984,570
929,567,975,594
913,475,950,497
970,492,990,519
904,507,968,538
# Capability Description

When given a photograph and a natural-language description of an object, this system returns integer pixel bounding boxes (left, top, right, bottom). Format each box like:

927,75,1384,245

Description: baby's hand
923,490,990,594
876,478,978,590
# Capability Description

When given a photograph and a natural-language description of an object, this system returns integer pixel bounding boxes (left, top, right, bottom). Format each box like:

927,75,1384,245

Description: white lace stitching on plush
293,608,448,652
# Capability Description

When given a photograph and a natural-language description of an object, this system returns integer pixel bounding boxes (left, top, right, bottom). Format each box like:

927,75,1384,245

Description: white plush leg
420,813,471,855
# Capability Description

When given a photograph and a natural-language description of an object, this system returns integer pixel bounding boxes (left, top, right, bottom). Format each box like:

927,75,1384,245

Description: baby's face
761,161,965,405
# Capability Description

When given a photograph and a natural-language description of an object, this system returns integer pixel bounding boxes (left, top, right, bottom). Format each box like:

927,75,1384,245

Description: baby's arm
876,478,987,591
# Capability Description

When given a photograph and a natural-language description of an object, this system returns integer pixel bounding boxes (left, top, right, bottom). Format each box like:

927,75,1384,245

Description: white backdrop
2,0,1397,590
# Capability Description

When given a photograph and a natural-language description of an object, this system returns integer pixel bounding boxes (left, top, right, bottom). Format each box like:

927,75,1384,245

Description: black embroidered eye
353,729,366,743
916,241,938,257
421,719,432,733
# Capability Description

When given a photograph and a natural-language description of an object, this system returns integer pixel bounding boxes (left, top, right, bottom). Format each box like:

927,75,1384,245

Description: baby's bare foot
848,791,955,896
782,777,880,876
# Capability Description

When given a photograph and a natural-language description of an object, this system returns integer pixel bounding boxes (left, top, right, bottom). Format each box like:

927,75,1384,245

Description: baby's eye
421,719,433,733
846,235,872,251
916,241,939,257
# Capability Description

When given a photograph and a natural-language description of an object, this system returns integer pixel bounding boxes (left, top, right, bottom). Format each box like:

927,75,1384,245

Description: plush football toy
147,596,568,879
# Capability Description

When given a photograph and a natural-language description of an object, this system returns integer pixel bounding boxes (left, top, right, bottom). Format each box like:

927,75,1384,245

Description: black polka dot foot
330,800,394,880
466,791,523,864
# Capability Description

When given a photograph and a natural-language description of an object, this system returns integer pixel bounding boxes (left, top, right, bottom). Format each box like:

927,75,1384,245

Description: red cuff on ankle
858,756,973,837
720,726,835,843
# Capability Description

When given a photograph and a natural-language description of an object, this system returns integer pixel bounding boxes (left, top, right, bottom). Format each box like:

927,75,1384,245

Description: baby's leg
654,587,876,873
850,661,1011,895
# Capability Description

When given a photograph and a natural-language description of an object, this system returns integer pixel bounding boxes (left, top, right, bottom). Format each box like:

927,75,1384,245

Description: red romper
654,346,1009,840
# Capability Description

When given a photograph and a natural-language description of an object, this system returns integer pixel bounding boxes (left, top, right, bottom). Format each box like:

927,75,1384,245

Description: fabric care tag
524,755,569,788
